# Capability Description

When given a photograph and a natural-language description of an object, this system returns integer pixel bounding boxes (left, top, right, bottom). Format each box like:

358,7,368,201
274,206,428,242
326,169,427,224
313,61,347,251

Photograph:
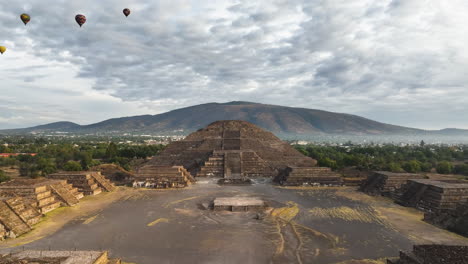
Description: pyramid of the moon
144,120,317,179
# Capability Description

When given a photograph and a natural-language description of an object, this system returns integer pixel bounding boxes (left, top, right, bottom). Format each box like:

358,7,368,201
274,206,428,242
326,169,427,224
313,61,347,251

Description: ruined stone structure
213,197,266,212
424,201,468,237
360,171,426,197
134,165,194,188
0,178,85,240
91,164,135,185
144,121,336,185
275,167,343,186
0,195,40,239
387,245,468,264
48,171,115,195
0,179,83,213
396,179,468,212
0,250,122,264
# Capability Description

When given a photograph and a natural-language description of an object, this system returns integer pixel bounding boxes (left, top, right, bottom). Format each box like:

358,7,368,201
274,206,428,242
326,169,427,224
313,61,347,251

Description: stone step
40,201,61,214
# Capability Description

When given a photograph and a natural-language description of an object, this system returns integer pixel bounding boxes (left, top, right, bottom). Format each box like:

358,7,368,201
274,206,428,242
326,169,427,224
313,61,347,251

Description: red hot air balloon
123,8,131,17
75,14,86,27
20,13,31,25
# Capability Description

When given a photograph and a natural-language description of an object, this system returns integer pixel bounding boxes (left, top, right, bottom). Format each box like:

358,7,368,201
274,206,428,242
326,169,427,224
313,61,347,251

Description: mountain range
1,101,467,137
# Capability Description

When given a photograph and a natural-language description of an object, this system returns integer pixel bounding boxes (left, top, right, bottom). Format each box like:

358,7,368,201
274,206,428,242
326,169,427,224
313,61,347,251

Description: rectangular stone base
213,197,266,212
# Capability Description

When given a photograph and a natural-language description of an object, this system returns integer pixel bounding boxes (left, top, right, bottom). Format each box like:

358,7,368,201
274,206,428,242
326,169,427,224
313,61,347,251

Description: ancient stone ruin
142,120,338,186
360,171,426,197
275,167,343,186
0,250,122,264
134,165,194,188
424,201,468,237
48,171,115,195
91,164,135,186
0,178,85,240
213,197,266,212
396,179,468,212
387,245,468,264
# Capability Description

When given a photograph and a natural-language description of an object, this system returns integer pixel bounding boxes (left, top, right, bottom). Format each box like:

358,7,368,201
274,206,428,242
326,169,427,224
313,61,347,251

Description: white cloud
0,0,467,129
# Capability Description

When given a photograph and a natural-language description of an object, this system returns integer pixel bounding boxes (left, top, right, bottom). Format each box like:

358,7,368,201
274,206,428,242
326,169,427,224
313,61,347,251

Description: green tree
402,160,422,173
0,170,10,183
436,161,453,174
105,142,118,160
386,162,404,173
318,157,338,170
63,161,83,171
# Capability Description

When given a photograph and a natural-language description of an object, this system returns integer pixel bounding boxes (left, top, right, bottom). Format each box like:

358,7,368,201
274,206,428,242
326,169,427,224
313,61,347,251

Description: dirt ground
1,178,467,264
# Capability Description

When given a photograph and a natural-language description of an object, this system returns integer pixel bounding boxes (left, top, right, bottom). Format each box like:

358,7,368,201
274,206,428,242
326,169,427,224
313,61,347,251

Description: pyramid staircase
197,152,225,177
90,172,116,192
0,200,31,238
4,196,42,226
48,172,107,196
49,181,84,206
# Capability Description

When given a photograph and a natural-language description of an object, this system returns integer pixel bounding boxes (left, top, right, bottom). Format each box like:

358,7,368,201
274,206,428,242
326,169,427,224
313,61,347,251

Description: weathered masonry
142,120,341,186
0,250,122,264
387,245,468,264
134,165,194,188
48,171,115,195
213,197,266,212
0,178,85,240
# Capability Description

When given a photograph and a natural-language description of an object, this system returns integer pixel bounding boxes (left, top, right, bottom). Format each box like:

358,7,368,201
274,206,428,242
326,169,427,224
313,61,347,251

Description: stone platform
275,166,343,186
360,171,426,197
387,245,468,264
213,197,266,212
48,171,115,195
1,250,121,264
396,179,468,212
134,165,194,188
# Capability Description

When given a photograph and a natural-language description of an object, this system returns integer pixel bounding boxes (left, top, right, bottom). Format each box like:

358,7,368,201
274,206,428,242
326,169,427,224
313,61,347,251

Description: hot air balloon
123,8,131,17
20,13,31,25
0,46,6,54
75,14,86,27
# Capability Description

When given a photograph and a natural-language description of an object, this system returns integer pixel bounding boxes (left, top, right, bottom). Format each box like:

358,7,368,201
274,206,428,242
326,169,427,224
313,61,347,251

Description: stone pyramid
147,120,317,179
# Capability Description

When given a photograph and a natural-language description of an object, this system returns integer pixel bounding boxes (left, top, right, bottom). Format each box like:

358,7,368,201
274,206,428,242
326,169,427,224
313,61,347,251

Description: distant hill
1,101,467,137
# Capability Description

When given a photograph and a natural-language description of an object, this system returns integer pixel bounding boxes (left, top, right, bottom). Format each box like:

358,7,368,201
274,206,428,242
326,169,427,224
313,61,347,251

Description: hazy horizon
1,1,467,130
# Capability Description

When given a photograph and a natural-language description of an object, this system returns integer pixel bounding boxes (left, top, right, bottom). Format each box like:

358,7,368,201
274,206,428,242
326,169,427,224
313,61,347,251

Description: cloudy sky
1,0,467,130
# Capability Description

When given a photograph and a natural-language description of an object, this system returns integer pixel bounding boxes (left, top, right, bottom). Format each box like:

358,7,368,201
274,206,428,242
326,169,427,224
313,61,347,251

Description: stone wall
48,172,115,195
360,171,426,197
275,167,343,186
0,250,122,264
424,201,468,237
396,179,468,212
388,245,468,264
135,165,193,188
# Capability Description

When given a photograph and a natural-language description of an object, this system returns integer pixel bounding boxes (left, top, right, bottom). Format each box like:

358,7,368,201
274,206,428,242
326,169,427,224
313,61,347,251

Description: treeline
294,144,468,176
0,141,165,179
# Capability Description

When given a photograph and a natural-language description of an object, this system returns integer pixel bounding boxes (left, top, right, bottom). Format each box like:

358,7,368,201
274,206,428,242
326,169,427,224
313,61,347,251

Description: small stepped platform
397,179,468,212
275,167,343,186
0,179,72,214
48,171,115,196
360,171,426,197
0,199,31,239
135,165,194,188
